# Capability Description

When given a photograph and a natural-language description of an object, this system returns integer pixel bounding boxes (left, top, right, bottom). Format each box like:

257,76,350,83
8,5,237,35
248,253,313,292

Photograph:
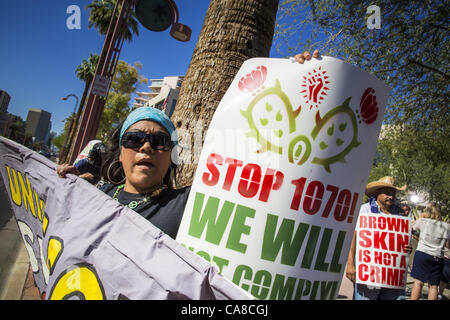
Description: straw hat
365,176,406,197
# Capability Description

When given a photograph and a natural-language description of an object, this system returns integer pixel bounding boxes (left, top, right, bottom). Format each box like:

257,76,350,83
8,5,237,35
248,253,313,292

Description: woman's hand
56,163,80,178
294,50,320,64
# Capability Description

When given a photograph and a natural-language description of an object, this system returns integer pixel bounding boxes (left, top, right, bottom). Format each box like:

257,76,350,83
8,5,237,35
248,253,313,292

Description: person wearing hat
345,176,412,300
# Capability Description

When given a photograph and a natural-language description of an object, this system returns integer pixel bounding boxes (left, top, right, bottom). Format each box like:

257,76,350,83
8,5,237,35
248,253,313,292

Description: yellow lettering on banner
49,265,105,300
5,165,22,206
47,237,63,275
17,171,36,218
34,190,43,222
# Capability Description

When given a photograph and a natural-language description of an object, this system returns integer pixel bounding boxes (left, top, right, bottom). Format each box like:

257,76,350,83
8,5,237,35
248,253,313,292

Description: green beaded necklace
112,184,167,209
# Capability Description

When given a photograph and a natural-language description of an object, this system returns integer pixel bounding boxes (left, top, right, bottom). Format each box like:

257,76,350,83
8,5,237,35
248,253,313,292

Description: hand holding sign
294,50,320,64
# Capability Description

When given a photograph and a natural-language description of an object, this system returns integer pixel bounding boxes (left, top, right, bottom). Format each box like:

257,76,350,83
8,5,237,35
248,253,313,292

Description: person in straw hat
346,176,412,300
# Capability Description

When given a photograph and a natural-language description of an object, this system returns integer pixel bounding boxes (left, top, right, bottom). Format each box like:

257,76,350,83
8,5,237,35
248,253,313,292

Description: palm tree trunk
171,0,279,187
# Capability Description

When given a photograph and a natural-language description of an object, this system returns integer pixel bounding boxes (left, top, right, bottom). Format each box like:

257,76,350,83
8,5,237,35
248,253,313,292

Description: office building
133,76,183,117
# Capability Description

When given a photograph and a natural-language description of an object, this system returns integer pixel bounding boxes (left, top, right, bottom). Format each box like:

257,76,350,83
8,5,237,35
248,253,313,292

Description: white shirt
359,202,372,214
412,218,450,258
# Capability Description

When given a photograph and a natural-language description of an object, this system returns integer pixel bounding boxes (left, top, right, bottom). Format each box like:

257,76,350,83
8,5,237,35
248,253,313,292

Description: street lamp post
59,94,79,164
67,0,191,164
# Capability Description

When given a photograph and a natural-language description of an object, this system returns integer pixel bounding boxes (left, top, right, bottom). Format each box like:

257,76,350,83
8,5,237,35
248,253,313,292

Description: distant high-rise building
26,108,51,142
0,90,10,113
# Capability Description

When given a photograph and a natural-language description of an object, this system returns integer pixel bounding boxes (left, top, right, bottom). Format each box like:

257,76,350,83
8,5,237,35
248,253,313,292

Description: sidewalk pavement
0,217,36,300
1,215,448,300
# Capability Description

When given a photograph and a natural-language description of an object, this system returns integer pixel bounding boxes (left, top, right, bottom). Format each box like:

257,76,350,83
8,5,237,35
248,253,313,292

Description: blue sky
0,0,286,135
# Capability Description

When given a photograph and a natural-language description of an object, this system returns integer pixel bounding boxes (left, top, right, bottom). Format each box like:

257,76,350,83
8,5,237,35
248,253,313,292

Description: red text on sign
359,215,409,233
290,177,359,223
358,264,406,287
358,230,409,253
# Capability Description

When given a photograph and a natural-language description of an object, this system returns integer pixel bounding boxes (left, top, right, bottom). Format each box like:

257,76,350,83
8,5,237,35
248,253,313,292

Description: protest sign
175,56,390,300
0,136,251,300
355,212,411,289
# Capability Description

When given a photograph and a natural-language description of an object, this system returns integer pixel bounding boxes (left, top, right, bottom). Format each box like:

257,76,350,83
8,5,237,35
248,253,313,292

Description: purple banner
0,136,251,300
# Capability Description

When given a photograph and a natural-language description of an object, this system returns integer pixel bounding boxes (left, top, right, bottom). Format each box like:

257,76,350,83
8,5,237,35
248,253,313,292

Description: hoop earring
107,160,126,185
166,165,176,189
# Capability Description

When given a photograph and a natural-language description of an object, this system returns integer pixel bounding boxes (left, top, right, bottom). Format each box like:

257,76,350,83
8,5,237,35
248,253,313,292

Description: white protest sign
355,212,411,289
176,56,390,300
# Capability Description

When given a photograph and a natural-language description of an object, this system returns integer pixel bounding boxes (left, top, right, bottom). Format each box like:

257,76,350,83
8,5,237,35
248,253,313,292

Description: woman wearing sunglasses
57,107,190,239
57,50,319,239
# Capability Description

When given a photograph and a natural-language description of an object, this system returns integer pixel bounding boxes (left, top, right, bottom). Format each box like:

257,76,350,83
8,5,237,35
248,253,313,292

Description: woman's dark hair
101,120,177,190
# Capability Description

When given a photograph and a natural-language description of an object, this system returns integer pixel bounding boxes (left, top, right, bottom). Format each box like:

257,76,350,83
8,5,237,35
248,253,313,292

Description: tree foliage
7,116,28,145
51,133,65,151
370,125,450,217
275,0,449,210
76,53,99,113
276,1,448,127
76,53,99,84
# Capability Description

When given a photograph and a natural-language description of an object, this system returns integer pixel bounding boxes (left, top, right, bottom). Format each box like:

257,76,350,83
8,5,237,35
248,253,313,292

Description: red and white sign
176,57,390,300
355,212,411,289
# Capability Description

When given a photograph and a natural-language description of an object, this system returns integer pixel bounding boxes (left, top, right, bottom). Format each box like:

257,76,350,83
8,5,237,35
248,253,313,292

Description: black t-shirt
100,183,191,239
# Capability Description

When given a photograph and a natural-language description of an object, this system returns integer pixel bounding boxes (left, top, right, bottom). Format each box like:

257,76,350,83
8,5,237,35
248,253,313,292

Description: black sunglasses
121,131,174,151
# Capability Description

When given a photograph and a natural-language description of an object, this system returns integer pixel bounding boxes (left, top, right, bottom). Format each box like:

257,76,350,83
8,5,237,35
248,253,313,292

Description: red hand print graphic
301,67,330,109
